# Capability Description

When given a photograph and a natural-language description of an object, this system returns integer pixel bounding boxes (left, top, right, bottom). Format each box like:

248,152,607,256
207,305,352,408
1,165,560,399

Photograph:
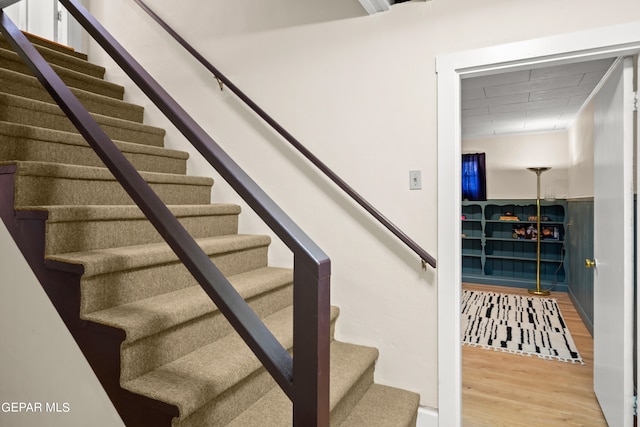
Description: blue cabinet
462,200,568,291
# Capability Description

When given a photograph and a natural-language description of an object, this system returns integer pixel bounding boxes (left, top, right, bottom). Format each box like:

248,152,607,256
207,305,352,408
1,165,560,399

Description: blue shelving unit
462,199,568,292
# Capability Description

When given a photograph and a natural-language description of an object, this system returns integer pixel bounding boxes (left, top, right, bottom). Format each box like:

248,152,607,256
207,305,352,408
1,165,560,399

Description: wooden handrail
131,0,436,269
1,4,331,425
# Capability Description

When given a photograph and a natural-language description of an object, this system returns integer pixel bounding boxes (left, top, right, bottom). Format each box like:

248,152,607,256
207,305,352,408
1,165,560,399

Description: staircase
0,33,420,426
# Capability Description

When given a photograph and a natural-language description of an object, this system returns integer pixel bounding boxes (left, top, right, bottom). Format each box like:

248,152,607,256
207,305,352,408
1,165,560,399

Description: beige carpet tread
0,121,187,174
5,161,212,207
0,121,178,157
30,203,240,223
0,37,105,78
339,384,420,427
19,204,240,254
0,32,89,60
84,266,294,341
47,234,272,277
0,67,143,122
6,160,209,184
0,92,166,147
0,47,124,99
226,340,380,427
123,305,341,421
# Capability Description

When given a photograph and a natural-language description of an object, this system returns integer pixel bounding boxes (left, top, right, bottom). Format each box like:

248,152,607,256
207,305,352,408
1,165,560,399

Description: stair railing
131,0,437,270
0,3,330,425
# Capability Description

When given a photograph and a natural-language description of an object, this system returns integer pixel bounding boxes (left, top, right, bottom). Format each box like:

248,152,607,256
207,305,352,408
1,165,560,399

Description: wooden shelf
462,199,568,290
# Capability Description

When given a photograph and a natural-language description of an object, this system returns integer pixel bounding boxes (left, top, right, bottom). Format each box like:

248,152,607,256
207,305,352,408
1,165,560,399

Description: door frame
436,20,640,427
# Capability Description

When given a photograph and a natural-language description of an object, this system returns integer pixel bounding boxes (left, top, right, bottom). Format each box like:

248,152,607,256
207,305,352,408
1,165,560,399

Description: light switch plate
410,170,422,190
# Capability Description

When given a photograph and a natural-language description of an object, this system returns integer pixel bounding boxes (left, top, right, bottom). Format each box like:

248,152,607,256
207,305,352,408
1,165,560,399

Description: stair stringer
0,167,179,426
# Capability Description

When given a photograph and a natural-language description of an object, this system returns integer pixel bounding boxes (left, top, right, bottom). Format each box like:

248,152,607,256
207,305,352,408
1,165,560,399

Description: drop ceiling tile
461,86,486,100
462,123,496,134
525,105,576,117
462,114,493,126
529,58,613,80
484,75,582,98
489,97,569,114
528,84,593,101
492,116,527,126
463,92,530,109
579,70,609,85
462,69,531,89
489,110,527,121
461,107,490,117
491,122,526,132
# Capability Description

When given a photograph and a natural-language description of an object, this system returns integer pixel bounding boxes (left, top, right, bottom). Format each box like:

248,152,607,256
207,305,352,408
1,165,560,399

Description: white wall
568,101,595,198
0,222,124,427
462,131,570,199
81,0,640,410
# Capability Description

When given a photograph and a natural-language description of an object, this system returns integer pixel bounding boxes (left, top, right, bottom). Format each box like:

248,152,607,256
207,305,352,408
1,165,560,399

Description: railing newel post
293,255,331,427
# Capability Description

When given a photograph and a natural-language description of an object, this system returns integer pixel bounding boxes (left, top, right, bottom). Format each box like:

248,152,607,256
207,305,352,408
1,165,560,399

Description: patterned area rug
461,290,584,364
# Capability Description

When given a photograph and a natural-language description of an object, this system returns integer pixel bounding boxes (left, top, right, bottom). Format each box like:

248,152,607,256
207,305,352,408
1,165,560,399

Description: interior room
459,56,622,425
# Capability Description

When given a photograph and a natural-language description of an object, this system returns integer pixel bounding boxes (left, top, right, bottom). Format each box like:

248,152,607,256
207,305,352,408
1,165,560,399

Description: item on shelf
461,215,466,220
512,225,526,239
541,225,560,240
528,215,549,221
499,211,520,221
513,224,560,240
526,224,538,240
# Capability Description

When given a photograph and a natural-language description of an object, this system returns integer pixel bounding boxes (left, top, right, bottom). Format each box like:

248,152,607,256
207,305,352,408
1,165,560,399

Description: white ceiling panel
484,75,583,98
461,57,616,138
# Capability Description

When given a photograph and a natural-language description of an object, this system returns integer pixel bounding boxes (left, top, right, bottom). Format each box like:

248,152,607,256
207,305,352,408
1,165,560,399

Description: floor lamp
527,167,551,296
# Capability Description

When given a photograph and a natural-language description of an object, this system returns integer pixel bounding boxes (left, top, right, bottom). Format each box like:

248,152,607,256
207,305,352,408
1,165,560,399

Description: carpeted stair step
122,305,343,427
4,161,212,207
3,32,88,60
0,34,105,78
86,267,294,382
0,122,186,174
0,67,144,122
29,204,240,255
339,384,420,427
0,47,124,99
47,234,273,314
225,340,380,427
0,93,165,146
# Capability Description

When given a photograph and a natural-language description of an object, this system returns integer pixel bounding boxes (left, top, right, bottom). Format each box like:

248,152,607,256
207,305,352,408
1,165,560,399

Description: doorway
436,21,640,427
2,0,75,48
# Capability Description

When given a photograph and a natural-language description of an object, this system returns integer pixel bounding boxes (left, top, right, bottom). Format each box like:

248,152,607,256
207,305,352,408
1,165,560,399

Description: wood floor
462,283,607,427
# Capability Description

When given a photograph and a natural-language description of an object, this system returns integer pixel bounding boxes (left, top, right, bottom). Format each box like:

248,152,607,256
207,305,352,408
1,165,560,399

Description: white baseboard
417,406,438,427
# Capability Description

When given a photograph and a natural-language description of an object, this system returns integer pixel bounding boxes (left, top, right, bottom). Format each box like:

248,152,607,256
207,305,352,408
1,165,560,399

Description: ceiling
461,57,616,139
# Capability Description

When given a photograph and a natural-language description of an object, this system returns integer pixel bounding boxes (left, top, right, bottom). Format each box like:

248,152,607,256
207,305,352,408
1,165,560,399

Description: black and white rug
461,290,584,364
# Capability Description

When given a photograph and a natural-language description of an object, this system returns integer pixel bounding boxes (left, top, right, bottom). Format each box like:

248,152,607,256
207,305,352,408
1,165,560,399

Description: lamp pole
527,167,551,296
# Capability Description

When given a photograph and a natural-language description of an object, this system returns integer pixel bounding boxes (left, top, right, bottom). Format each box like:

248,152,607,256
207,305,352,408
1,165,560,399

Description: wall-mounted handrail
1,2,330,424
131,0,436,269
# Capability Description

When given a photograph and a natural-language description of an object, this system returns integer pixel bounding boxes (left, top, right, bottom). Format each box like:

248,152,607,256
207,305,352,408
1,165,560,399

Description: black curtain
462,153,487,201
